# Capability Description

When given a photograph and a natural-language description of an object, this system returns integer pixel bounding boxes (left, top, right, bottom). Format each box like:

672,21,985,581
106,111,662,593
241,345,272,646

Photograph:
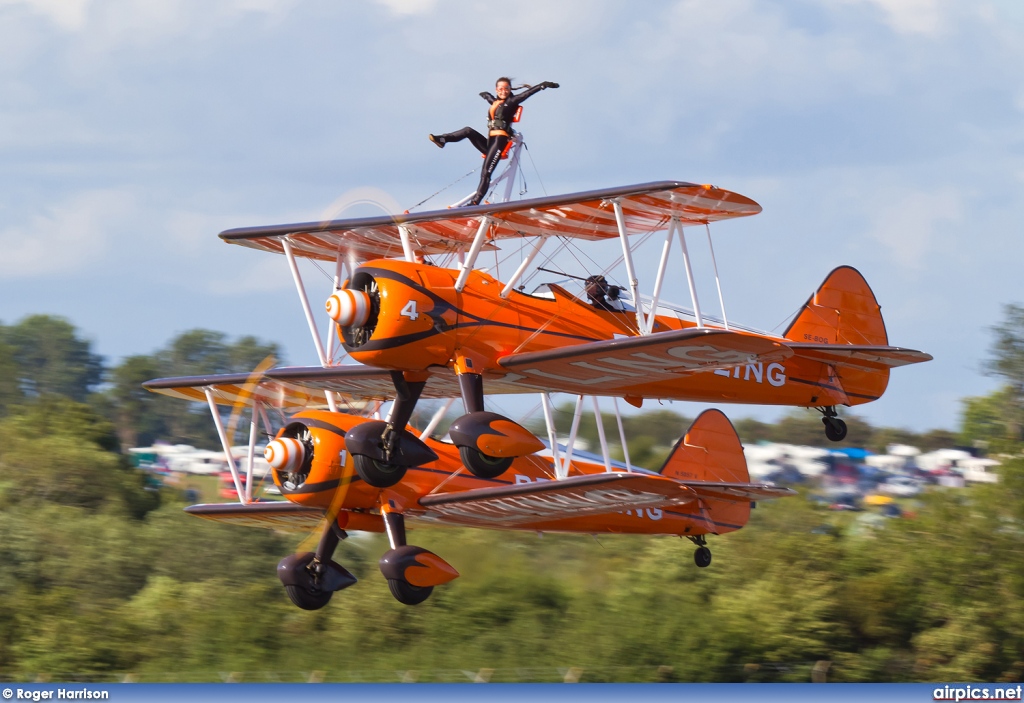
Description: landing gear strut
819,406,848,442
688,535,712,568
277,521,357,610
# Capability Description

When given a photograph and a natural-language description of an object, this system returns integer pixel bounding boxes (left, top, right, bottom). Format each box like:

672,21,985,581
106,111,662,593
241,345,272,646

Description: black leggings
443,127,510,205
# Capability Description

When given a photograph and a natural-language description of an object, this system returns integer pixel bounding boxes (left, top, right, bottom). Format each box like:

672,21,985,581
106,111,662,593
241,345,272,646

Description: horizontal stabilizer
787,344,932,371
184,502,325,532
498,328,791,396
676,481,795,502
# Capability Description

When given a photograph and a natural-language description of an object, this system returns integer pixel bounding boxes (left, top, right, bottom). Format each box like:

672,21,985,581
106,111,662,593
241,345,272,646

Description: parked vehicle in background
878,475,922,497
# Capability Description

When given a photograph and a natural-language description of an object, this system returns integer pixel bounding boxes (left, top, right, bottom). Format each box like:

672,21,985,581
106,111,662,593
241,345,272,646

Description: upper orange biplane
152,180,930,483
144,172,930,609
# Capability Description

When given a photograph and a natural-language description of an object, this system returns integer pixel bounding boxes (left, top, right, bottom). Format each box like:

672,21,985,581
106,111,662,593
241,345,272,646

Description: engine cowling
329,262,456,370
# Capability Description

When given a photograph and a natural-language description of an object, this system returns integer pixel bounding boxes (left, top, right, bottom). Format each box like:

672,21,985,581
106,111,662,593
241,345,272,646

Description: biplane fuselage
340,258,893,409
193,407,770,540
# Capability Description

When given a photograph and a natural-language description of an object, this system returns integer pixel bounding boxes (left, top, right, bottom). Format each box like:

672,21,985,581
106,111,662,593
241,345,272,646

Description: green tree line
0,309,1022,682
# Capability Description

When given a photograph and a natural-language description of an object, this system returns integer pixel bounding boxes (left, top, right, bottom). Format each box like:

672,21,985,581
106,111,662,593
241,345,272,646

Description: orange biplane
206,181,931,485
162,407,792,609
144,175,929,609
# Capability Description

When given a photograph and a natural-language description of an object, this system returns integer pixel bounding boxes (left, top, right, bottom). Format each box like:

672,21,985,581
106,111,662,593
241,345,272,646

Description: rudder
783,266,888,346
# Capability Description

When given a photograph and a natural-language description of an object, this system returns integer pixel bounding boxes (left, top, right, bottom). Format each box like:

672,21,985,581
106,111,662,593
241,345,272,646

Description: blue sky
1,0,1022,432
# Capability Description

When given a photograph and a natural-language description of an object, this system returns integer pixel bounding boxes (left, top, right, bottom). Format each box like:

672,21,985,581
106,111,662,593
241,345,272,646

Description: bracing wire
407,167,477,212
523,142,548,196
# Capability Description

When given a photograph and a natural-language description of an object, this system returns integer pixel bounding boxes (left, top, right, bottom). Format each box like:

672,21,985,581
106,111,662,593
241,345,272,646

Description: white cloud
0,0,300,52
865,187,963,268
207,256,294,295
0,0,89,30
375,0,436,17
848,0,946,35
0,189,132,277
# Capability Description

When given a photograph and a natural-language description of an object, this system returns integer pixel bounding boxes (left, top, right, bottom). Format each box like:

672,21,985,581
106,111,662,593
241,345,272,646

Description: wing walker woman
429,76,559,206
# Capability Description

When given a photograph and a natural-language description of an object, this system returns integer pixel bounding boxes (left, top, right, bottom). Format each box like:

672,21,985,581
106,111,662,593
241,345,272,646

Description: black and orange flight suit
433,81,558,206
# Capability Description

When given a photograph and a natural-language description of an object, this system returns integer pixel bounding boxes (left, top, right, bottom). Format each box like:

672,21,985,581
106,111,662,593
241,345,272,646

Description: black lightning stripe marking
346,266,602,353
787,376,880,401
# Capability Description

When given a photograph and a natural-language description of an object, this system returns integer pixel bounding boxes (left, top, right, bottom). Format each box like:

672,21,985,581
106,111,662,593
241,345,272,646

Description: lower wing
184,501,325,532
414,472,793,528
496,328,792,396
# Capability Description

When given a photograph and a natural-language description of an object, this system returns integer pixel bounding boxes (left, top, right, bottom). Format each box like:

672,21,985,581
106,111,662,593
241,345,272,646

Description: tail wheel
387,578,433,606
459,446,513,479
353,453,407,488
285,584,333,611
694,546,712,568
823,417,848,442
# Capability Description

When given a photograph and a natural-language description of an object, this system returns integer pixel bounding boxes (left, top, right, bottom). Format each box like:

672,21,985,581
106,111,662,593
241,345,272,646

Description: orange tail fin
659,408,749,483
659,409,750,534
783,266,888,346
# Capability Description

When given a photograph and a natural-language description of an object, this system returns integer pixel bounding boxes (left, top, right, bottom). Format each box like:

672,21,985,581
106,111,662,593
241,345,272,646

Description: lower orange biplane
176,408,792,609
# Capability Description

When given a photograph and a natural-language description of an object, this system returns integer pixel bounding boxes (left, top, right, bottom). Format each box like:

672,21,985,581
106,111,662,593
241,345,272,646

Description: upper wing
184,501,325,532
219,181,761,262
414,472,792,528
786,344,933,371
496,328,792,395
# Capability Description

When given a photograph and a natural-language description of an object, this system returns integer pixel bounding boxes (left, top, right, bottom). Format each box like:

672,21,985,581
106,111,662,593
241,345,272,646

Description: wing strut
612,397,633,472
398,224,416,263
677,220,704,328
612,199,645,334
501,235,547,298
281,237,339,412
558,394,585,479
455,217,492,292
419,398,455,440
540,393,562,474
591,396,612,473
706,223,729,331
324,244,349,365
244,402,259,503
205,387,246,504
645,220,675,334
